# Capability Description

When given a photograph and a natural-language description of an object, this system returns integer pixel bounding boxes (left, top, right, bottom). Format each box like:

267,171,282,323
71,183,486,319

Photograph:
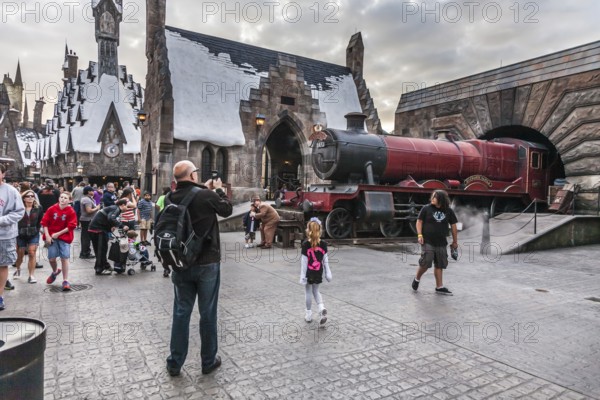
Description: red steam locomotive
281,113,561,239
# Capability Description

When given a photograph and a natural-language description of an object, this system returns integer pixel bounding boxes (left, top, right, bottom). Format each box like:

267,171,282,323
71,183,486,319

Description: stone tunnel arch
480,125,566,182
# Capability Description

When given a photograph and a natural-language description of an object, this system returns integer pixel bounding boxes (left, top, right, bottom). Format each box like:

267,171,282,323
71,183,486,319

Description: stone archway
261,119,304,196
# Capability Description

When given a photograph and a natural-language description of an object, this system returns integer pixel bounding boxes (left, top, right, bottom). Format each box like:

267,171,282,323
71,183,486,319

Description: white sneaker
318,303,328,325
28,276,37,284
244,244,250,249
304,310,312,322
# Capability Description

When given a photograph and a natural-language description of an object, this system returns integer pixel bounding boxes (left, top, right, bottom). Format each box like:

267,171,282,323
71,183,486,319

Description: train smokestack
345,112,367,132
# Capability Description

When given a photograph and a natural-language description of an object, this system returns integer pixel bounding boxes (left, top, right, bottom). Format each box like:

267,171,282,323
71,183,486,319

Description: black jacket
168,181,232,265
18,206,42,237
89,205,124,232
242,211,260,233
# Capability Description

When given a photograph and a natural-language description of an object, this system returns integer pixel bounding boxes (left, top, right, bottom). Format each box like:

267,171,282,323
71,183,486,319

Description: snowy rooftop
165,26,361,146
15,128,40,167
38,56,143,157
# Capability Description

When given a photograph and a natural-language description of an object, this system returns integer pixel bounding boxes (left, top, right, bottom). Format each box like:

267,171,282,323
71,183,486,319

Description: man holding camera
166,161,232,377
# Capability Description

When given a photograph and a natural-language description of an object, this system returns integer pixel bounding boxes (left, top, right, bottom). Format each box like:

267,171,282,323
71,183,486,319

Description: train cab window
531,152,540,169
518,146,526,159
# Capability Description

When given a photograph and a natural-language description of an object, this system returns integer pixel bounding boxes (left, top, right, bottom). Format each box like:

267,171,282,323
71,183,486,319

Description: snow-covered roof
39,65,143,155
15,128,39,167
165,27,361,146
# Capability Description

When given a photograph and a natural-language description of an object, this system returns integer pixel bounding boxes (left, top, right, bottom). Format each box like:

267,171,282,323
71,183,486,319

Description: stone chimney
146,0,166,60
63,50,79,80
346,32,364,80
33,98,45,133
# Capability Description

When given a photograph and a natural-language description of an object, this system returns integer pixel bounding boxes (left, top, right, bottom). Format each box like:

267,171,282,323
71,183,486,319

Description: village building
36,0,144,189
142,0,382,202
0,62,46,182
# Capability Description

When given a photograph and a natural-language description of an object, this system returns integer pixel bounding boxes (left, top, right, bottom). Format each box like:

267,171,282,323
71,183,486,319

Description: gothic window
1,142,7,156
201,148,213,182
24,144,31,159
100,11,115,35
216,149,228,182
3,128,7,138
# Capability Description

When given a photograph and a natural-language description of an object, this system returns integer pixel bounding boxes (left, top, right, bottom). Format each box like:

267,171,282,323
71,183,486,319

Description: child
242,205,260,248
41,192,77,291
137,192,154,244
126,230,152,268
299,217,332,324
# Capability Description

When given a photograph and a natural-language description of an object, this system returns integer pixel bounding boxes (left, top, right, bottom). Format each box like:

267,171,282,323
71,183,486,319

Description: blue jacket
242,211,260,234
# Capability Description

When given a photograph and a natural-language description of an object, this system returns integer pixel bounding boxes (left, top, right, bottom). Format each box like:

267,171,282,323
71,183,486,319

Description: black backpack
153,187,209,270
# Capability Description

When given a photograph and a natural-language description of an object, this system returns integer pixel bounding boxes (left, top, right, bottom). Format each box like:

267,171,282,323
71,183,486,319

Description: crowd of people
0,164,161,310
1,161,460,380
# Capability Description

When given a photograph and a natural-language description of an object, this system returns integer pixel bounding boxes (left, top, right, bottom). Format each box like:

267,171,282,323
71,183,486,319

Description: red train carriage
281,114,561,239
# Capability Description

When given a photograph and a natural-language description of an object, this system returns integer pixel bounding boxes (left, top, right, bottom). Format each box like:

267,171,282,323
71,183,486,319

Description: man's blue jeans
167,262,220,371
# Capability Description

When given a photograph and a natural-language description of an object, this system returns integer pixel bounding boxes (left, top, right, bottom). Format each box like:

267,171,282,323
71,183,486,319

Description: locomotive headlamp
255,114,266,127
312,123,323,133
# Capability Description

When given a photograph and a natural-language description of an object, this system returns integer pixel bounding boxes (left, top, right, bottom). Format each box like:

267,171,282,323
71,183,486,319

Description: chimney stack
33,97,45,133
345,112,368,132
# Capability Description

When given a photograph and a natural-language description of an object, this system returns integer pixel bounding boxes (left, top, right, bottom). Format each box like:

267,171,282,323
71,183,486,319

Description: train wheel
325,208,353,239
380,220,404,237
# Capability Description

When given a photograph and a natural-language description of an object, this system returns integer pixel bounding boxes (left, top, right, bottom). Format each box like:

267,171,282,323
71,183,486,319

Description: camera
211,170,219,180
450,246,458,261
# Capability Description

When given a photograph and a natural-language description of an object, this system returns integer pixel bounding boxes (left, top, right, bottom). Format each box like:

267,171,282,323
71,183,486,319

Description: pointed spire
23,98,29,126
14,60,22,87
65,41,69,56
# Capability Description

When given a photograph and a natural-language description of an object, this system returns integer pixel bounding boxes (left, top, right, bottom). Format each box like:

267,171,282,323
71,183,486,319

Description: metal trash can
0,318,46,400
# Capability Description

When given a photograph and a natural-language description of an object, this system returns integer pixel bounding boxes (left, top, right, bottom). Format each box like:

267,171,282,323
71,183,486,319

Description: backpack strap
174,186,202,246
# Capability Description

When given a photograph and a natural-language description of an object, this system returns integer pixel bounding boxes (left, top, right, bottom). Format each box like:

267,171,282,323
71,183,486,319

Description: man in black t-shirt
412,190,458,295
38,179,60,213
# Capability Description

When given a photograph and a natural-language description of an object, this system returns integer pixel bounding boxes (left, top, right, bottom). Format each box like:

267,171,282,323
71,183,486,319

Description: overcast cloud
1,0,598,132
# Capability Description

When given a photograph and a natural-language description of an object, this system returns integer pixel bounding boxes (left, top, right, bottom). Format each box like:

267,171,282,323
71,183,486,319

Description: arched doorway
262,121,303,198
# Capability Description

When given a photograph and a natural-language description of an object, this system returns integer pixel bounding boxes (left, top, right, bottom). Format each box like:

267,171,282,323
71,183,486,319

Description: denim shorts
17,235,40,248
47,239,71,260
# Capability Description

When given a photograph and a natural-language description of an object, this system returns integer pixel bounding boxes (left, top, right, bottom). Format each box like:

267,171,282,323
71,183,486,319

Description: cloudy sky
1,0,599,133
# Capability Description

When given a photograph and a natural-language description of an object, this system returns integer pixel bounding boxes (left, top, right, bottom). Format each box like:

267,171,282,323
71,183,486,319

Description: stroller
126,240,155,274
108,230,155,275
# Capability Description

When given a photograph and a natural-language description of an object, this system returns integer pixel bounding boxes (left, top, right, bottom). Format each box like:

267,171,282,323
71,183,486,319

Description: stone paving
2,231,599,400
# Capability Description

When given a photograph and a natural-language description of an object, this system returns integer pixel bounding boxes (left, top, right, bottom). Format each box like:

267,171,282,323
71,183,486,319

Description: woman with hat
250,196,280,249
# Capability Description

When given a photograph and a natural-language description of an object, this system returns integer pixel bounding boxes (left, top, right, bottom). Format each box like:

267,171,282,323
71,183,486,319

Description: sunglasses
24,195,35,198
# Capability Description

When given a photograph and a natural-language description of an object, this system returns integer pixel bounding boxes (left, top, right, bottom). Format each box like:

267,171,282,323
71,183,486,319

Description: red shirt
41,203,78,243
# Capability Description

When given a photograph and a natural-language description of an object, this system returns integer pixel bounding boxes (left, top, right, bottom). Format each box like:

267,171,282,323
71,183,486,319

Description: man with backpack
162,160,232,377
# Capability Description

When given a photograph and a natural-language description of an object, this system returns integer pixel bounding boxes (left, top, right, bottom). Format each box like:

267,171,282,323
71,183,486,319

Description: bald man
165,160,232,377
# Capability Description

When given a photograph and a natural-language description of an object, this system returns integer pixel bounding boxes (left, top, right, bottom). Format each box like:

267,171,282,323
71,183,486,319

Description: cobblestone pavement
2,231,599,399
